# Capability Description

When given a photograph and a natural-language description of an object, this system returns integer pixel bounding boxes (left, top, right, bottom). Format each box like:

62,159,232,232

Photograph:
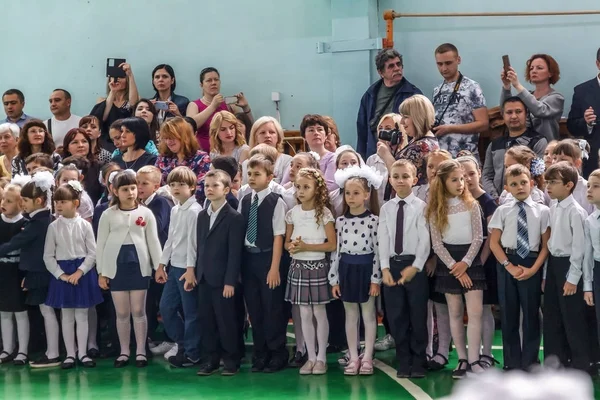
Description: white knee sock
39,304,59,359
313,305,329,363
299,305,316,362
361,297,377,361
61,309,77,359
343,302,360,361
75,309,89,359
481,305,494,357
291,305,306,354
14,311,29,359
87,307,98,351
0,312,14,355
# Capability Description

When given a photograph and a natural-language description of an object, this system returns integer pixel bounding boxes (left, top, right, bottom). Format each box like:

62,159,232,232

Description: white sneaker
374,334,395,351
164,343,178,360
150,341,174,355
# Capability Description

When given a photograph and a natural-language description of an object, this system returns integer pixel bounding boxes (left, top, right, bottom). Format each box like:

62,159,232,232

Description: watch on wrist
501,259,510,267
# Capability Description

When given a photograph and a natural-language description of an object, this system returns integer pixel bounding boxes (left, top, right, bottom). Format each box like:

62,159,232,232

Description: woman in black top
90,62,140,152
150,64,189,124
62,128,103,204
112,117,157,171
11,119,61,177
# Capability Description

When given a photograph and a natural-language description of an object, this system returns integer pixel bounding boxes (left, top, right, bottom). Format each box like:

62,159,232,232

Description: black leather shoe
197,363,220,376
135,354,148,368
114,354,130,368
221,366,239,376
289,351,308,368
87,348,101,359
79,355,96,368
251,358,267,372
411,366,426,379
61,356,76,370
264,358,287,373
452,359,469,379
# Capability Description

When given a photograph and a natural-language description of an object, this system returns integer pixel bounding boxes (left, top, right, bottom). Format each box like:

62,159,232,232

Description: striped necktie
246,194,259,244
516,201,530,259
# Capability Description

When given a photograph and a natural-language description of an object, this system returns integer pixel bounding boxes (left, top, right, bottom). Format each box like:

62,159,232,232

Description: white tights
299,304,328,363
111,290,147,360
0,311,29,360
344,297,376,362
446,290,483,368
61,308,89,360
39,304,60,359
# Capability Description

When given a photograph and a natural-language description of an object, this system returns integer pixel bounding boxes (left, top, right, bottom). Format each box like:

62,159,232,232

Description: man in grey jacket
482,97,547,199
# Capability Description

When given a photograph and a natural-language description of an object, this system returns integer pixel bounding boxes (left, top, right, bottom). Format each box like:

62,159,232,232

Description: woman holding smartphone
150,64,189,125
186,67,252,152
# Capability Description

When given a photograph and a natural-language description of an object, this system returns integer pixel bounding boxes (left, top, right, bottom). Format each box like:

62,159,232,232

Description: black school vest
241,192,279,250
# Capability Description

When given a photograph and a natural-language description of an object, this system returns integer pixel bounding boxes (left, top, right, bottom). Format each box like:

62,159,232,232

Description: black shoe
221,366,239,376
197,363,220,376
411,366,426,379
13,353,28,366
30,355,61,368
426,353,449,371
452,359,469,379
0,351,15,364
264,358,287,373
87,348,100,359
169,354,200,368
251,358,268,372
61,356,76,370
289,351,308,368
396,369,411,378
135,354,148,368
479,355,499,370
114,354,130,368
79,355,96,368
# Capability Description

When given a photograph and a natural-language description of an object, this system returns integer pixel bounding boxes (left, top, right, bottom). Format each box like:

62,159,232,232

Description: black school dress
0,215,27,312
477,192,499,304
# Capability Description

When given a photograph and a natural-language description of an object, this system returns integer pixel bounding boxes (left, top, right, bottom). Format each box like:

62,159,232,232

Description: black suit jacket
567,77,600,177
195,203,244,288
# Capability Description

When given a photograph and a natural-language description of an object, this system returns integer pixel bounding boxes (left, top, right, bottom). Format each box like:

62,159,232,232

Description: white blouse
329,211,381,285
430,197,483,268
285,205,335,261
43,216,96,279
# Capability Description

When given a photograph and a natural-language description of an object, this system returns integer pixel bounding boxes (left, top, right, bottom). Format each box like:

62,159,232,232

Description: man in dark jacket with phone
356,49,422,160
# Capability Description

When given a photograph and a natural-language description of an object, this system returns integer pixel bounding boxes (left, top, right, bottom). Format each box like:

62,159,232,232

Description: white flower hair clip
530,157,545,177
67,180,83,193
108,170,120,185
578,139,590,160
334,164,383,190
11,173,31,187
308,151,321,162
32,170,55,208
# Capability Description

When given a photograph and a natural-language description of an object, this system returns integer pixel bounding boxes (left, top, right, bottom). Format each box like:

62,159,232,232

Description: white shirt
43,216,96,279
282,186,297,210
237,187,287,247
96,206,162,279
378,193,430,271
547,175,595,215
44,114,81,147
237,180,285,202
285,205,335,260
548,194,588,285
499,186,548,206
143,192,157,206
583,209,600,291
207,200,227,229
488,196,550,252
366,154,388,206
329,211,381,285
160,196,202,269
241,153,292,185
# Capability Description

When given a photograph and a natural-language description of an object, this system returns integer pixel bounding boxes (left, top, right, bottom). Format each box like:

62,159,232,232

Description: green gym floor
2,327,600,400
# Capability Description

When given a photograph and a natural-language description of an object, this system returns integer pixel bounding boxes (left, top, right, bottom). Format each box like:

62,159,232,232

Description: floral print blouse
155,150,211,204
395,136,439,186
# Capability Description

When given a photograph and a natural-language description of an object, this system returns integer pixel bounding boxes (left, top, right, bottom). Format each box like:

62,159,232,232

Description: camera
378,128,401,146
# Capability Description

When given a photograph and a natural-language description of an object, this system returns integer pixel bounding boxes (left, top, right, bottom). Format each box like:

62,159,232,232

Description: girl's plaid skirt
285,258,332,305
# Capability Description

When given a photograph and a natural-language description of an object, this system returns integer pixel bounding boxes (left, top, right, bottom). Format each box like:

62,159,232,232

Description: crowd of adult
2,44,600,206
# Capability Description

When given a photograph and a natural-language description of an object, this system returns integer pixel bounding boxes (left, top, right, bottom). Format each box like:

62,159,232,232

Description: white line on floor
373,359,433,400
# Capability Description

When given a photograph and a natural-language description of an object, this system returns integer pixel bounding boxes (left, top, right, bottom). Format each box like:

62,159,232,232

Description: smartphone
106,58,127,78
225,96,237,105
502,55,511,74
155,101,169,111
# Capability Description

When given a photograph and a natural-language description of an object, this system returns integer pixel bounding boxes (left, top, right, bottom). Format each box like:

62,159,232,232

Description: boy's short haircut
545,161,578,193
248,143,278,164
589,169,600,181
211,156,238,180
247,154,275,176
136,165,162,185
390,159,417,176
166,166,197,187
25,152,53,169
205,169,231,188
504,164,531,183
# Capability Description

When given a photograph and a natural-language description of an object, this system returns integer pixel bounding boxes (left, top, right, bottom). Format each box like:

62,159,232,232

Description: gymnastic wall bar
382,9,600,48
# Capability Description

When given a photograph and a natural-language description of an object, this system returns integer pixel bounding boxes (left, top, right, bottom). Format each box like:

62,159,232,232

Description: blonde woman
209,111,250,163
377,94,439,186
242,116,292,184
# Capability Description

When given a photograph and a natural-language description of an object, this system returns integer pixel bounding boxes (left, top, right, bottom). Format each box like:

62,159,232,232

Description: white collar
392,192,416,205
513,195,536,208
557,194,575,208
1,213,23,223
251,187,272,202
144,192,157,205
207,200,227,217
179,195,197,210
29,208,48,218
